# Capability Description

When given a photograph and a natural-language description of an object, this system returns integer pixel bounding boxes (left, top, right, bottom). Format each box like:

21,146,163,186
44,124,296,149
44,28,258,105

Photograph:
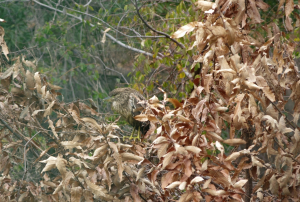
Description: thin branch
83,0,92,7
0,117,22,140
94,55,129,85
0,0,29,3
32,0,162,59
22,132,41,181
0,116,50,158
69,74,76,101
270,101,299,130
133,0,185,49
59,4,165,39
274,138,300,164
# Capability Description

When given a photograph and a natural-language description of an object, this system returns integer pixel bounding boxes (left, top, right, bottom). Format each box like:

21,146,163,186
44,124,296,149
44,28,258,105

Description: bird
107,87,150,140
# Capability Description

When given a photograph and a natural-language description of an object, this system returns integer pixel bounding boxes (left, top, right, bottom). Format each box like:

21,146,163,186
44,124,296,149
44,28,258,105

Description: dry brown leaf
34,72,42,94
25,70,35,90
56,154,67,179
278,116,293,134
175,143,188,155
81,117,103,133
179,181,187,190
171,22,199,39
153,136,168,144
248,0,263,23
93,145,108,157
207,131,223,142
215,141,224,157
40,156,57,172
121,153,144,162
130,183,141,202
0,26,9,61
162,113,175,121
184,146,201,154
202,189,227,196
32,109,44,116
43,100,55,117
166,98,182,108
195,0,215,11
178,192,194,202
251,156,265,168
134,114,148,122
165,181,181,189
291,129,300,154
48,118,59,139
162,151,175,170
233,179,248,189
269,175,279,195
71,187,83,202
61,141,82,150
223,139,246,146
22,58,36,69
84,176,114,200
190,176,204,184
101,28,111,44
47,83,62,90
258,35,276,53
285,0,294,16
225,152,241,161
149,95,160,103
285,16,293,31
256,0,269,11
262,87,276,102
157,143,169,159
266,104,278,120
136,167,145,182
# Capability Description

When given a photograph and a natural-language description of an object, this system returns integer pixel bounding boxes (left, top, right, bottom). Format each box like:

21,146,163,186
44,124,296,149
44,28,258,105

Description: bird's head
104,88,130,110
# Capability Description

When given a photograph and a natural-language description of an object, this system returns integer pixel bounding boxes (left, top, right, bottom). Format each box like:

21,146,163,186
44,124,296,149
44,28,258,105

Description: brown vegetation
0,0,300,201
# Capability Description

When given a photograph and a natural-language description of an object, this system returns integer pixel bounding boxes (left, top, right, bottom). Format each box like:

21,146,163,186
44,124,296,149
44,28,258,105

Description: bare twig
94,55,129,85
0,117,22,140
270,101,299,130
32,0,162,59
0,117,44,158
83,0,92,7
133,0,185,49
22,132,41,181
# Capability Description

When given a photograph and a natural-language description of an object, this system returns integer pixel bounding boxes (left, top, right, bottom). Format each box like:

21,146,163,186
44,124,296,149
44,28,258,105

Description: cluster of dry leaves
1,0,300,201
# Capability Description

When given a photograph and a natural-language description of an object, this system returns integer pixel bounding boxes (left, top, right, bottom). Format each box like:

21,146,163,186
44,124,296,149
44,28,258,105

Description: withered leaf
269,175,279,195
71,187,83,202
190,176,204,184
195,1,215,11
171,22,199,39
225,152,241,161
233,179,248,189
223,139,246,146
134,114,148,122
202,189,228,196
165,181,181,189
121,153,144,162
184,146,201,154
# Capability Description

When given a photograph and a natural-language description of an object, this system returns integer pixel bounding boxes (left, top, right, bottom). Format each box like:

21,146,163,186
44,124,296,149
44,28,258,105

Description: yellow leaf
179,72,185,78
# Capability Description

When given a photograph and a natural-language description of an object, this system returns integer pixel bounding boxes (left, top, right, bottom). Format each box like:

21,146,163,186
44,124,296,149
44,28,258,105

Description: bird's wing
129,93,146,117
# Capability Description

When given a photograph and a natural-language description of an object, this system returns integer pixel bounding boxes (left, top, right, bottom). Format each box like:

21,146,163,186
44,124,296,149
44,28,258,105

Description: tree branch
0,117,40,158
133,0,185,49
93,56,129,85
32,0,162,60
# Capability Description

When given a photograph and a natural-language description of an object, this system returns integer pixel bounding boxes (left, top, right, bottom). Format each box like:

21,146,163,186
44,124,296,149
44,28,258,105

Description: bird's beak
103,96,112,102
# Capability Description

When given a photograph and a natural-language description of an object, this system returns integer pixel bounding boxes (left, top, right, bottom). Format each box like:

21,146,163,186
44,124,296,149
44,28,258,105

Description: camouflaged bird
108,88,150,139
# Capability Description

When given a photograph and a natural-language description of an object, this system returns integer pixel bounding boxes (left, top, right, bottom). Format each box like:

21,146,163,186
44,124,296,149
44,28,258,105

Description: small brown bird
108,88,150,139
